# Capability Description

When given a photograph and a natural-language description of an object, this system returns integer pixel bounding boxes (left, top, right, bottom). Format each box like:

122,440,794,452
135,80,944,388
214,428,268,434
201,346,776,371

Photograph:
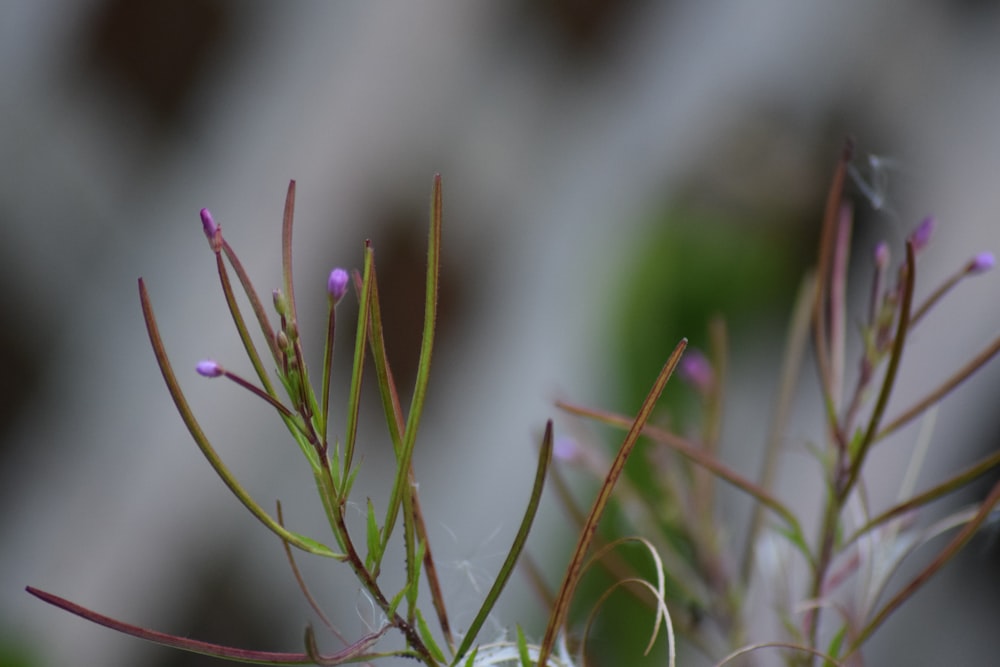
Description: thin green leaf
221,238,280,366
537,339,687,667
775,523,814,567
364,266,453,645
516,625,532,667
840,241,916,501
416,608,447,664
344,243,374,478
388,585,408,620
847,446,1000,545
407,535,427,617
364,260,405,454
320,295,337,444
461,646,478,667
366,498,381,572
877,329,1000,441
825,625,847,666
381,175,442,554
214,252,279,402
273,180,325,451
453,421,554,664
138,279,339,559
214,246,321,471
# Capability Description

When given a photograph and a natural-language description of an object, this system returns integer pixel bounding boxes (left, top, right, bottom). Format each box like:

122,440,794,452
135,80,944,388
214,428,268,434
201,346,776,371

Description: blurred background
2,1,1000,665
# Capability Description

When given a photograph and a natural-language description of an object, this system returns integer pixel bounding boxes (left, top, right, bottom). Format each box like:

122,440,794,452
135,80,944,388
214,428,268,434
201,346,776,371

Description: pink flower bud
200,208,220,250
679,348,714,394
195,360,223,378
327,268,349,303
553,436,581,463
908,216,935,252
968,251,995,275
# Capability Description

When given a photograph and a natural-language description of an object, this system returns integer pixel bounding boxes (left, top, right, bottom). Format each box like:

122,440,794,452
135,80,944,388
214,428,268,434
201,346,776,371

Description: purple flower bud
679,348,714,394
553,436,581,463
195,360,223,378
968,251,996,275
200,208,220,249
327,267,349,303
908,216,935,252
874,242,890,269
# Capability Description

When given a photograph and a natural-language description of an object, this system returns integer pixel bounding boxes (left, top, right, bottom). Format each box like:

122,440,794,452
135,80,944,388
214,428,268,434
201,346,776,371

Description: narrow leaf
366,498,381,571
813,139,854,435
363,261,452,645
877,329,1000,441
26,587,382,665
537,339,687,667
343,243,374,478
382,175,442,552
516,625,532,667
453,421,554,664
416,608,447,664
281,181,299,330
138,279,338,559
214,252,279,400
221,239,280,365
847,446,1000,544
841,241,916,500
556,400,805,548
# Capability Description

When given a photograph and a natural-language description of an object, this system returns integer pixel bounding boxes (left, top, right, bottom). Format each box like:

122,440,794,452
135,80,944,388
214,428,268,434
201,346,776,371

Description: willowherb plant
552,141,1000,665
26,142,1000,667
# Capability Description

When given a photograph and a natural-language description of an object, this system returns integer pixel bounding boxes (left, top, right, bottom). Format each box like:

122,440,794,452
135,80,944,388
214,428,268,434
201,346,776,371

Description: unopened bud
908,216,935,253
968,251,996,275
553,436,581,463
195,360,223,378
272,289,289,317
200,209,221,250
327,267,349,303
679,348,714,395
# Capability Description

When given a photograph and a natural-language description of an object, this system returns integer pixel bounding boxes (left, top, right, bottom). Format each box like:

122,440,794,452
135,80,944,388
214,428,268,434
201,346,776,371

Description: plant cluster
28,142,1000,666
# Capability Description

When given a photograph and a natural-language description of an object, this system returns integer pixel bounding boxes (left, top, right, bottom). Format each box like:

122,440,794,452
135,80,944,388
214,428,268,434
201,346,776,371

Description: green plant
552,140,1000,665
27,143,1000,666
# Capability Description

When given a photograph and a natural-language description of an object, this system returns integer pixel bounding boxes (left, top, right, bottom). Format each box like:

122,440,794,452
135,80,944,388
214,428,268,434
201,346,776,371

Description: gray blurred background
3,1,1000,665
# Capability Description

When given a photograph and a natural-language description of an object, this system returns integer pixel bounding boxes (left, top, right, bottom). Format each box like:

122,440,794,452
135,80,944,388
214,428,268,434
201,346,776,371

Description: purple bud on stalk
200,208,221,250
327,267,349,303
553,436,581,463
968,251,996,275
679,348,714,395
908,216,935,252
196,360,223,378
